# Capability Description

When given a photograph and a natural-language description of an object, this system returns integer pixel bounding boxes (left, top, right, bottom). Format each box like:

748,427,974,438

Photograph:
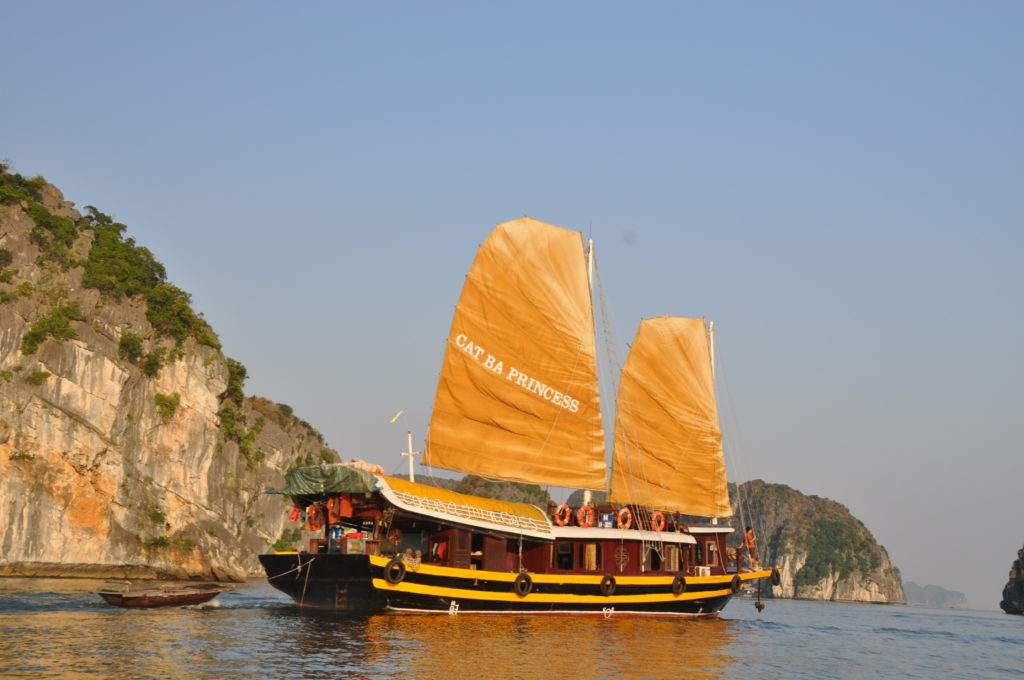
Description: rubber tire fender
600,574,617,597
731,575,742,593
384,558,406,585
672,575,688,596
513,572,533,597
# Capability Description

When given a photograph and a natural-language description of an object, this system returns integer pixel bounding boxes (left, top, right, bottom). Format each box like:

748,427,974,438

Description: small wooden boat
96,582,234,608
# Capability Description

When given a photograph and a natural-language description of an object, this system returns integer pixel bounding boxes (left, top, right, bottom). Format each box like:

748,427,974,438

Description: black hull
259,553,387,611
261,553,765,618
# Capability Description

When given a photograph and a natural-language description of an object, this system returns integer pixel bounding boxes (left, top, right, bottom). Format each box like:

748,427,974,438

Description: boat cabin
294,477,739,580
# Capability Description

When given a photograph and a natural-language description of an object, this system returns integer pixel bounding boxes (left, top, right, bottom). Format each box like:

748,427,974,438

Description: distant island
903,582,968,609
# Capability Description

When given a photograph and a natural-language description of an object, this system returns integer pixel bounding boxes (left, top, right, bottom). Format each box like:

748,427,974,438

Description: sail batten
425,218,606,489
608,316,732,517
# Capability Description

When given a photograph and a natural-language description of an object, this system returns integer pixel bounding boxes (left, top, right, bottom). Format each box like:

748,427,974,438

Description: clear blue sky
4,1,1021,610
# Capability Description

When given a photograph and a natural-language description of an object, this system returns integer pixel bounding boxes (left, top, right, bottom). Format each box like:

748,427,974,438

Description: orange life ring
554,504,572,526
651,511,666,532
306,504,325,532
576,505,595,528
617,507,633,530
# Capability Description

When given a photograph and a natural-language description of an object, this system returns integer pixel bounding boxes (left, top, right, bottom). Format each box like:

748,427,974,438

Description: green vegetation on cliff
793,518,881,586
154,393,181,419
1,163,219,350
0,164,44,204
81,206,220,348
19,302,85,354
118,331,144,363
216,359,267,469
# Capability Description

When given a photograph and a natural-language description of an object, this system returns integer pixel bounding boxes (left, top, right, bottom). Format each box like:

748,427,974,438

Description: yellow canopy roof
378,476,554,540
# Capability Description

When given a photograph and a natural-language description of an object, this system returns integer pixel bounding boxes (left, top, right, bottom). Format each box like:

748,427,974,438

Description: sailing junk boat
259,217,776,617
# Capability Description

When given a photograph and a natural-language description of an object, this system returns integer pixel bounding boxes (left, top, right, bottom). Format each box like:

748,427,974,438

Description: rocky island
730,480,904,603
0,164,327,581
1000,544,1024,615
903,582,967,608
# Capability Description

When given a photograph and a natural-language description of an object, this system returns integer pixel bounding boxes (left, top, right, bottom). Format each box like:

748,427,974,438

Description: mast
708,319,718,526
584,237,595,508
708,319,715,380
587,238,594,288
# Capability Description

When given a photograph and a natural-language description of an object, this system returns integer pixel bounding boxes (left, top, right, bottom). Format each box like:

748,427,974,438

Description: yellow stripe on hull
368,554,771,586
371,578,735,604
367,555,772,605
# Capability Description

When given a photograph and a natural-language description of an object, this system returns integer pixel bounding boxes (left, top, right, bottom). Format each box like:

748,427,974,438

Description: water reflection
359,614,737,679
0,578,737,679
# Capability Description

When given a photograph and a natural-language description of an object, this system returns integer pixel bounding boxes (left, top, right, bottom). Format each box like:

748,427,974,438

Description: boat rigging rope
593,256,662,562
266,556,316,580
300,555,314,607
716,354,762,573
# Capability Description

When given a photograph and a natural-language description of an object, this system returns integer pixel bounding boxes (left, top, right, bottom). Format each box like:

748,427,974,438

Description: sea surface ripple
0,578,1019,679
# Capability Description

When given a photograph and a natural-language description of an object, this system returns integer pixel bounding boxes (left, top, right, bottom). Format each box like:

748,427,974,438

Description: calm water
0,578,1020,679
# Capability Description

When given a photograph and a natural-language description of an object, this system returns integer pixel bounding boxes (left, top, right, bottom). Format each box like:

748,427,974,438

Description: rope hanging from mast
593,253,662,562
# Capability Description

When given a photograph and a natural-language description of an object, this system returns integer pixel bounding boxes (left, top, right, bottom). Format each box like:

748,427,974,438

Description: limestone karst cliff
0,165,328,581
730,480,904,603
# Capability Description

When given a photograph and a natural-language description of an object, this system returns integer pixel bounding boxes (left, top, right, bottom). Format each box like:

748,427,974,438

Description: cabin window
555,541,574,570
705,540,718,567
664,544,680,572
581,543,600,571
470,533,485,569
642,546,663,571
694,541,704,566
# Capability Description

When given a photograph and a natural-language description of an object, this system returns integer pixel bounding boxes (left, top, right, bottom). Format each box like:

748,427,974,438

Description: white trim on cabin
687,526,735,535
551,526,697,544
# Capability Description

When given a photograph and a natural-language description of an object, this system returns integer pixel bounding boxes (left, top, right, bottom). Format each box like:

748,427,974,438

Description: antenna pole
402,432,421,482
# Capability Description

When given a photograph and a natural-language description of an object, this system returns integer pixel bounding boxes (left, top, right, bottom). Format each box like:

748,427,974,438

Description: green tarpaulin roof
268,464,379,496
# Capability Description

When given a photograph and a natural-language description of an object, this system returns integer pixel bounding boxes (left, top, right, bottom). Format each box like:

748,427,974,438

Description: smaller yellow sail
608,317,732,517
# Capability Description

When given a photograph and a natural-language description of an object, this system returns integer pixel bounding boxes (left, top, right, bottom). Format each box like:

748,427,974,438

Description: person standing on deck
744,526,759,570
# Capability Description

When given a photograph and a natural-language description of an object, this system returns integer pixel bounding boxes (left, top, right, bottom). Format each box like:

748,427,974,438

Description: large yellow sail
608,317,732,517
424,217,606,489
